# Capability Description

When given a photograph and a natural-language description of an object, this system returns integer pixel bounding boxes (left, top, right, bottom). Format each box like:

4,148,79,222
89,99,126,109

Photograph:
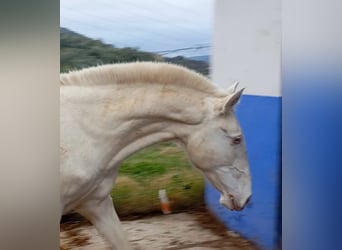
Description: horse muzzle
219,193,251,211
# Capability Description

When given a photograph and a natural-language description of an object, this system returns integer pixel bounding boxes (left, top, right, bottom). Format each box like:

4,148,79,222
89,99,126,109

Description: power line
61,1,213,57
152,45,211,55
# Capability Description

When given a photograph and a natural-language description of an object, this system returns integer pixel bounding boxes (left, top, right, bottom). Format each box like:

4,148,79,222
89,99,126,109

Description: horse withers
60,62,252,249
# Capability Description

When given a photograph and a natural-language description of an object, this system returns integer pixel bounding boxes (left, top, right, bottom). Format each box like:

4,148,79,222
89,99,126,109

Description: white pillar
212,0,281,97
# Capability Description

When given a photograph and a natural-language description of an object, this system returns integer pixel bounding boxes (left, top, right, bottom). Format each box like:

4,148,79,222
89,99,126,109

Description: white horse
60,62,252,249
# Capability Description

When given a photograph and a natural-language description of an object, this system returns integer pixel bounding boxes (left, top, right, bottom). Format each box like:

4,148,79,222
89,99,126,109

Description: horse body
60,62,252,250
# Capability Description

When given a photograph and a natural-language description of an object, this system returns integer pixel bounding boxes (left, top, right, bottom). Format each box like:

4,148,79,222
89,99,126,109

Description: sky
60,0,214,57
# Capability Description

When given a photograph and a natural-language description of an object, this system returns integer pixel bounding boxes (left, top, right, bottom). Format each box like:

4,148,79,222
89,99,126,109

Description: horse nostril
228,193,235,201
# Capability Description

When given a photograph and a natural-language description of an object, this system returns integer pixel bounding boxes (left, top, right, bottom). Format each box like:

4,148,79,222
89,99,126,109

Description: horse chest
61,161,119,212
62,181,112,213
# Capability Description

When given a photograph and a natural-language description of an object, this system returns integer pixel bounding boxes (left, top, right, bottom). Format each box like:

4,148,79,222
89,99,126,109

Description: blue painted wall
205,94,281,250
282,71,342,250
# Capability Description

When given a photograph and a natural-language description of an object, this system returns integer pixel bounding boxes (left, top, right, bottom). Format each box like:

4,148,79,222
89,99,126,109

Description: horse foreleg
76,195,132,250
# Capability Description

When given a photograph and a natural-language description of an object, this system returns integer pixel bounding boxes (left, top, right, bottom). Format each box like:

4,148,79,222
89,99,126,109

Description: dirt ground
60,207,260,250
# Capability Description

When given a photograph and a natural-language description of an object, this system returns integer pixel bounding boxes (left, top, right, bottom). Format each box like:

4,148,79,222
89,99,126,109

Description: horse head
183,82,252,211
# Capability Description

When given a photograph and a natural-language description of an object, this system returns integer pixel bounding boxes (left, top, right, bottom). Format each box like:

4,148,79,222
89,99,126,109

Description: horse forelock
60,62,223,96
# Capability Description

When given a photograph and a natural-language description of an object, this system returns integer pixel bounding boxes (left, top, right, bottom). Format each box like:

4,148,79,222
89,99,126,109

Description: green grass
111,142,205,216
119,142,192,180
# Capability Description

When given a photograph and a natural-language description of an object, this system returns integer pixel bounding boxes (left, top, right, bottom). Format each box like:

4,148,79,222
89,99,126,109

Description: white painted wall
211,0,281,97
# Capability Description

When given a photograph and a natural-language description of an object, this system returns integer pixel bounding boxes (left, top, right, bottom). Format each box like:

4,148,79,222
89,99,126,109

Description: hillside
60,27,209,75
188,55,210,63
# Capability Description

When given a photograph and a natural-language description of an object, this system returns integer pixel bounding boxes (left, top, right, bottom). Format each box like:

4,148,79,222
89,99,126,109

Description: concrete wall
207,1,281,249
211,0,281,97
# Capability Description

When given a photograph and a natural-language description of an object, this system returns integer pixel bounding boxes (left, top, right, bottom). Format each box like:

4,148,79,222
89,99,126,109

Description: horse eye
220,128,228,134
232,137,242,145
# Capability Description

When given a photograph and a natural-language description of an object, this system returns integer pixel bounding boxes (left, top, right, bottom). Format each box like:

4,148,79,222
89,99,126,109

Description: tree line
60,27,209,76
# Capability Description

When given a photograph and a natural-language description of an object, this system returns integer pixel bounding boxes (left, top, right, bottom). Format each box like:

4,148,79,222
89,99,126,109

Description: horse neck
65,84,208,169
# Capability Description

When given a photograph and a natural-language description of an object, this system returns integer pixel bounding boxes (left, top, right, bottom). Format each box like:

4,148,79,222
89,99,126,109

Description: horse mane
60,62,222,96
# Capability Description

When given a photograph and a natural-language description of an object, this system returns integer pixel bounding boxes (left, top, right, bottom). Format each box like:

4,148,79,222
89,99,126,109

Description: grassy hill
60,27,209,75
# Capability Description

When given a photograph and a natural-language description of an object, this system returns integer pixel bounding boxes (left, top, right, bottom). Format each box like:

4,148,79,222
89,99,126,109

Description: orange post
158,189,172,214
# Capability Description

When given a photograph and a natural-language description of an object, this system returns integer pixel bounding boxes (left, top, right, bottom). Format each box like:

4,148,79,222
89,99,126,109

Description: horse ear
220,88,245,114
226,81,239,94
